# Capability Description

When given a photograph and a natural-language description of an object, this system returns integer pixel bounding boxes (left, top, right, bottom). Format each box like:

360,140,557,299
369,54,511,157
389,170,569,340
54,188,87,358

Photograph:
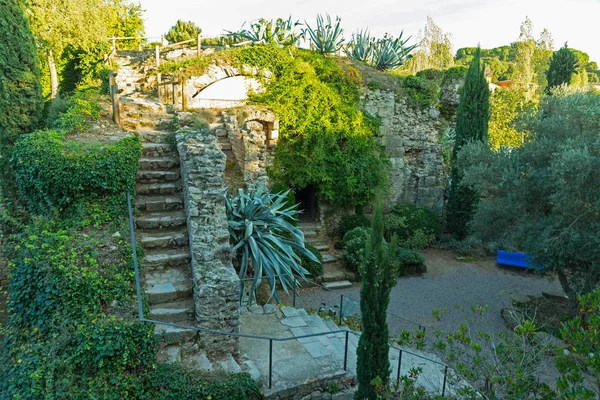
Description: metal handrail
126,192,450,392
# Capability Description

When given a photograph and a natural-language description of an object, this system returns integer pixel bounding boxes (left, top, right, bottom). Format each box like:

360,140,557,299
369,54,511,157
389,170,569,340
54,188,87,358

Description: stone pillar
177,130,240,355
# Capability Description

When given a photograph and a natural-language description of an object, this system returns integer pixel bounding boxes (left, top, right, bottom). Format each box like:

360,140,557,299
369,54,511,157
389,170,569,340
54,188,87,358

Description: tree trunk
557,270,577,303
48,51,59,99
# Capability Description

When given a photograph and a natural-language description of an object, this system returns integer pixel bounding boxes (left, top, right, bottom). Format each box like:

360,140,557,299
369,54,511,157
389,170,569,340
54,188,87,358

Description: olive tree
458,89,600,298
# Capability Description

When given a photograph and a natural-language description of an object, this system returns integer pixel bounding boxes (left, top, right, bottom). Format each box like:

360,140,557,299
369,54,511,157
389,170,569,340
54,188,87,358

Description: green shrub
342,226,372,276
397,247,426,275
391,204,440,244
402,75,441,108
404,228,436,250
336,213,371,237
443,66,468,82
139,363,262,400
299,242,323,277
52,89,103,134
416,68,444,81
383,213,406,241
45,97,73,127
12,131,141,214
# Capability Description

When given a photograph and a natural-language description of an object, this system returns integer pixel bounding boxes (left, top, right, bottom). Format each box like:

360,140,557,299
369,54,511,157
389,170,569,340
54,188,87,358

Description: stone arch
182,64,268,109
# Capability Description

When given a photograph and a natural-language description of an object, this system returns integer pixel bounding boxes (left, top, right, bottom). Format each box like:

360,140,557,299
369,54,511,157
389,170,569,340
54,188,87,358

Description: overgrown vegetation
458,89,600,299
12,131,141,215
446,47,490,239
162,45,388,207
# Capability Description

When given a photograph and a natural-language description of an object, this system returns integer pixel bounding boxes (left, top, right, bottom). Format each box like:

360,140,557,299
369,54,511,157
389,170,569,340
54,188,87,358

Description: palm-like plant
371,32,417,71
347,29,374,62
227,17,303,47
304,14,344,54
225,185,319,305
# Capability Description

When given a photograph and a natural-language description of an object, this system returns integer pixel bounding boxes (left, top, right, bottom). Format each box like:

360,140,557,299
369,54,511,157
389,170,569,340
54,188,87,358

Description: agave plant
227,16,303,47
304,14,344,54
371,32,418,71
225,185,319,305
346,29,374,62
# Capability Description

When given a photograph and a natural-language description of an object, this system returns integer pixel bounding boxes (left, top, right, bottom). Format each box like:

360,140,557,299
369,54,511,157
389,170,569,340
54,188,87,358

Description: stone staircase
120,97,197,350
297,221,353,289
112,50,153,96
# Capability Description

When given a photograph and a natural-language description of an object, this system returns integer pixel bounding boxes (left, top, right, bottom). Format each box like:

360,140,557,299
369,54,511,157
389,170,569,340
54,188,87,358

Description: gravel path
292,248,565,337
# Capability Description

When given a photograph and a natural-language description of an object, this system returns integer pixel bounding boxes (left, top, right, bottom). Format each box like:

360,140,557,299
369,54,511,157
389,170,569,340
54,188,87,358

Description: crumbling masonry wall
177,130,240,355
361,89,446,214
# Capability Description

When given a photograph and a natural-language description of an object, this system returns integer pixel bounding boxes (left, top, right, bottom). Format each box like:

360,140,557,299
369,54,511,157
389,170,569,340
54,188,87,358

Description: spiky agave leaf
346,29,374,62
226,184,320,305
371,32,417,71
304,14,344,54
226,16,303,47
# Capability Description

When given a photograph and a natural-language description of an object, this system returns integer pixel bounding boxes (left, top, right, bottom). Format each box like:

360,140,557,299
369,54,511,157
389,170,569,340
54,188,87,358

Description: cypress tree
0,0,43,216
546,43,578,93
0,0,43,144
446,47,489,239
355,202,398,400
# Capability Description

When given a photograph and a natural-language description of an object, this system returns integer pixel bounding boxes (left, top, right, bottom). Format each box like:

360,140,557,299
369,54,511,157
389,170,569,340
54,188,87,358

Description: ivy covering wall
161,45,388,207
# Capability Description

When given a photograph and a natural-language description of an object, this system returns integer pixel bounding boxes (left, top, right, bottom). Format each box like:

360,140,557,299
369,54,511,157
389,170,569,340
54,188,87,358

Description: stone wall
177,130,240,355
361,89,446,214
222,107,278,189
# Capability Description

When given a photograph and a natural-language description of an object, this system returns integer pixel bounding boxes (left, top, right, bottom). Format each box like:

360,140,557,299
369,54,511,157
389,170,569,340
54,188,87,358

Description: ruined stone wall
361,89,446,214
177,130,239,355
222,107,277,189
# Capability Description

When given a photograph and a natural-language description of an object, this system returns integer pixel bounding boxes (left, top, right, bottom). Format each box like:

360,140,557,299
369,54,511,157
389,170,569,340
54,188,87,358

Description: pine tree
0,0,43,144
447,47,489,239
355,202,398,400
546,43,578,93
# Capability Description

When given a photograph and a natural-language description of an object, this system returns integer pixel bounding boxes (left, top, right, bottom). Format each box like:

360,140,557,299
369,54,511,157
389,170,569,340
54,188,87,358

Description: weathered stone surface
281,317,308,328
177,129,240,355
221,107,277,189
361,90,447,214
263,304,277,314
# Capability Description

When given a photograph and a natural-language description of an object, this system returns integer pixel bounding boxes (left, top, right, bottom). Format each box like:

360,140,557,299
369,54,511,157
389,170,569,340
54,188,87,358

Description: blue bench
497,250,544,270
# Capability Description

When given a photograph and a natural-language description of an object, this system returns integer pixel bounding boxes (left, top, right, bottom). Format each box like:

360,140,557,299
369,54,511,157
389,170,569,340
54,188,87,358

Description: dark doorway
295,185,318,222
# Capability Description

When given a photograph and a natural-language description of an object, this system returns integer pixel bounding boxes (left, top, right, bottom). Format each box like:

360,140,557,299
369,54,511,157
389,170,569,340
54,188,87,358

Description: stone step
149,299,194,323
314,244,330,252
138,130,171,143
302,230,318,239
135,194,184,212
141,142,177,157
154,323,197,345
220,142,232,151
135,210,187,230
142,247,191,269
136,182,181,195
139,229,189,249
209,122,225,130
324,280,353,290
297,222,321,230
137,169,180,184
322,268,354,283
123,118,164,131
120,97,167,114
127,111,173,122
139,156,180,170
322,254,337,264
145,267,193,304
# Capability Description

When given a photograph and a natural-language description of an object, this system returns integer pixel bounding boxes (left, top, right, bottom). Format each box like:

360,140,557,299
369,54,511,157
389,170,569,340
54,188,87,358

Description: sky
139,0,600,63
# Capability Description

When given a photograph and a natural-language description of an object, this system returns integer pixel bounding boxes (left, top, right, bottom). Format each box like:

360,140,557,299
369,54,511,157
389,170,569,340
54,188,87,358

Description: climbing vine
161,45,388,206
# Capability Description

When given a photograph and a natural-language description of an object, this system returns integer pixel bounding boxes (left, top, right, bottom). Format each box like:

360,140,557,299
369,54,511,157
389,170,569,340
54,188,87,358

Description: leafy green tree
446,47,489,238
0,0,43,143
407,16,454,73
106,0,145,50
488,87,534,149
26,0,112,98
546,44,578,93
355,202,398,400
458,89,600,298
165,20,201,44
